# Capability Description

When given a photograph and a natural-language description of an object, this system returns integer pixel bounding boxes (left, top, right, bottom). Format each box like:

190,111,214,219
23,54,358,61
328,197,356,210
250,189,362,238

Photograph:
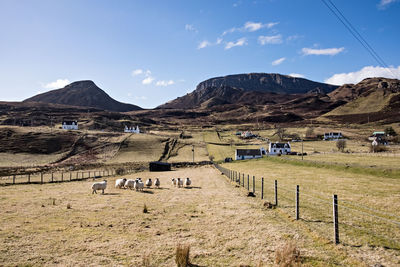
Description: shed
149,161,171,172
235,149,262,160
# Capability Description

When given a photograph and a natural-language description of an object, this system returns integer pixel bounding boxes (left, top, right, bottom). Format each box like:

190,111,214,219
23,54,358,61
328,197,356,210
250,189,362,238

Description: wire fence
0,167,137,185
214,163,400,249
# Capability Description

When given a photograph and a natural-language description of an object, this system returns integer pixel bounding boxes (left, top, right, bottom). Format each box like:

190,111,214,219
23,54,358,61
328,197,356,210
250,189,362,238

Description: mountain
323,77,400,123
158,73,338,109
24,80,142,112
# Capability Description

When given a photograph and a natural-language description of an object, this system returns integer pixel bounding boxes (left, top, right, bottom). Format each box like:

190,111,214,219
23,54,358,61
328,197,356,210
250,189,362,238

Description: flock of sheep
91,177,192,194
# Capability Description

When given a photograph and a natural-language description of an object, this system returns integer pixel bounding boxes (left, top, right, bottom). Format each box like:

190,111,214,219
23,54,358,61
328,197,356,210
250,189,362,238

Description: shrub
66,203,72,209
115,168,125,175
143,204,148,213
336,139,346,152
385,126,397,136
175,244,190,267
275,241,301,267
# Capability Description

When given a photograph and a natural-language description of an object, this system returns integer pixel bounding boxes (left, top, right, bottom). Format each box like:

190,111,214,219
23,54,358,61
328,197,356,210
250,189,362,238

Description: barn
149,161,171,172
235,149,262,160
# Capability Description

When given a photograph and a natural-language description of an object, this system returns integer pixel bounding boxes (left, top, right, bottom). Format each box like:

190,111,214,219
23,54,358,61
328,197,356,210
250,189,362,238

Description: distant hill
323,77,400,123
158,73,338,109
24,80,142,112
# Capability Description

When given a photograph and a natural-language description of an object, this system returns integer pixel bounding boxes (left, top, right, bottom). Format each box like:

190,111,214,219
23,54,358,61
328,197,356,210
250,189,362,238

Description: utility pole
192,145,194,163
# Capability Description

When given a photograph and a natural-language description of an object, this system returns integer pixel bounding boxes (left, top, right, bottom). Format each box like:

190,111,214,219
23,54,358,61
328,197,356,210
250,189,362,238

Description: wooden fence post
28,174,30,183
247,175,249,191
51,173,54,182
13,175,16,184
76,172,78,180
89,171,91,178
61,172,64,182
69,172,72,181
275,180,278,206
296,185,299,220
40,173,43,184
252,176,255,193
242,174,244,187
261,177,264,199
333,194,339,244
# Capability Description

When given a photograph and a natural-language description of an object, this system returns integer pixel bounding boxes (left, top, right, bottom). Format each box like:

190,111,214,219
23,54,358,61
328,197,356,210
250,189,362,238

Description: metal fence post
333,194,339,244
275,180,278,206
252,176,255,193
261,177,264,199
296,185,299,220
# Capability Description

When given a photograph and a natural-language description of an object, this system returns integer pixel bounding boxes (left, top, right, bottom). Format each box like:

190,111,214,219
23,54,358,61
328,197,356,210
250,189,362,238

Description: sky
0,0,400,108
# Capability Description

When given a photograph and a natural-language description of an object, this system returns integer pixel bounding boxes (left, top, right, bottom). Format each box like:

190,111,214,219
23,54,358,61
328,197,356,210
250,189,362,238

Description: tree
273,127,287,141
336,139,346,152
385,126,397,136
305,127,314,139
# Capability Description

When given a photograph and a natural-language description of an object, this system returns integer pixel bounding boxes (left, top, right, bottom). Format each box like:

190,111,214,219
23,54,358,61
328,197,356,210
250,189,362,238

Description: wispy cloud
225,37,247,50
43,79,70,89
288,73,305,78
198,40,212,49
272,57,286,66
142,76,154,85
185,24,198,32
132,69,143,76
286,35,302,42
156,80,175,87
325,65,400,85
378,0,398,9
222,21,278,35
301,47,344,56
258,34,283,45
134,96,148,100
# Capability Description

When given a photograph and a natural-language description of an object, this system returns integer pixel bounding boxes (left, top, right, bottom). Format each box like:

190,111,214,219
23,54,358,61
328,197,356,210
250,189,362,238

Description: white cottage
323,132,343,140
235,149,262,160
62,120,78,130
268,142,291,155
124,125,140,133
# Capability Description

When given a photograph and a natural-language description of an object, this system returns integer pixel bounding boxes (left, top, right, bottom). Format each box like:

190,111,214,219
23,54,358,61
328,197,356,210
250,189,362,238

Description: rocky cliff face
24,80,142,112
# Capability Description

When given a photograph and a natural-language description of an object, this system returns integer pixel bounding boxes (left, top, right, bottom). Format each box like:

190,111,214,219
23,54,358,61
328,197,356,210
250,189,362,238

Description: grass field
0,165,375,266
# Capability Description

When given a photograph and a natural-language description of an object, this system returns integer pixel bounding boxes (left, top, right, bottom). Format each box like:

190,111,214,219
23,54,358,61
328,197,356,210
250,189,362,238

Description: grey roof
236,149,262,156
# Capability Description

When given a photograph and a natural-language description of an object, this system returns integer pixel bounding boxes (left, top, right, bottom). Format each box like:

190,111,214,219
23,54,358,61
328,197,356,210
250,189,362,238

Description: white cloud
43,79,70,89
378,0,398,9
156,80,175,87
135,96,148,100
258,34,283,45
142,76,154,85
225,38,247,50
301,47,344,56
216,38,223,45
185,24,197,32
132,69,143,76
198,40,212,49
288,73,305,78
286,35,302,42
324,65,400,85
272,57,286,66
223,21,278,35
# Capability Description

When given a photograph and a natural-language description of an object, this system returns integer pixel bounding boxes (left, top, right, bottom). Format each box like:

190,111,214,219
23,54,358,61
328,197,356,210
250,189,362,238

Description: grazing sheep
92,180,107,194
177,178,183,188
184,177,191,187
171,178,177,187
145,178,152,188
124,179,135,190
154,178,160,188
134,179,144,191
115,178,127,189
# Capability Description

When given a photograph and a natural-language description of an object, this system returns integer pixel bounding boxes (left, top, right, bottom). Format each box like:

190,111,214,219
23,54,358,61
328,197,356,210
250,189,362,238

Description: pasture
0,165,370,266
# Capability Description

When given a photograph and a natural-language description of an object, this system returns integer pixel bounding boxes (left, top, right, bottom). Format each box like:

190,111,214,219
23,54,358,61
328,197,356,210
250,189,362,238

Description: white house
235,149,262,160
62,120,78,130
323,132,343,140
124,125,140,133
268,142,291,155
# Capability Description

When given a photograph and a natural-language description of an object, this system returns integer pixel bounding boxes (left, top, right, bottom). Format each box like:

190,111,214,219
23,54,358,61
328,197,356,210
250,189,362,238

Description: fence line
214,163,400,249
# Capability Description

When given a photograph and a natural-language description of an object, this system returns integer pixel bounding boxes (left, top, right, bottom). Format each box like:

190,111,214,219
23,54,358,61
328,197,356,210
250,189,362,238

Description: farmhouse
62,120,78,130
235,149,262,160
124,125,140,133
323,132,343,140
268,142,291,155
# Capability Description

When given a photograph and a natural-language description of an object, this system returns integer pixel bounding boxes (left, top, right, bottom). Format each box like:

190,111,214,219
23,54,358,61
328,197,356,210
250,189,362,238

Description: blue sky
1,0,399,108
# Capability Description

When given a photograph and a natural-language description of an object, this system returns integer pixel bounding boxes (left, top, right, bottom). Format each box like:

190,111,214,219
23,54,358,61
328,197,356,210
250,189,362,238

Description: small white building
62,120,78,130
235,149,262,160
323,132,343,140
268,142,291,155
124,125,140,133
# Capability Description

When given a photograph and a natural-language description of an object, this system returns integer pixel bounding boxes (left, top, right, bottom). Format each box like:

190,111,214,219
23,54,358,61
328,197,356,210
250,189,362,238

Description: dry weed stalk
175,243,190,267
275,240,301,267
142,253,151,267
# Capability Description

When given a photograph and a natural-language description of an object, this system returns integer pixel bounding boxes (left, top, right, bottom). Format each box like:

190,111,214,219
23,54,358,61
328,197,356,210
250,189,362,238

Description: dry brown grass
275,241,301,267
175,243,191,267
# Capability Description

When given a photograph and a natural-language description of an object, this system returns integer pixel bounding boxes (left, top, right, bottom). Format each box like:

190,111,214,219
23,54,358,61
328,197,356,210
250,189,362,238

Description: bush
385,126,397,136
336,139,346,152
175,244,191,267
115,168,125,175
275,241,301,267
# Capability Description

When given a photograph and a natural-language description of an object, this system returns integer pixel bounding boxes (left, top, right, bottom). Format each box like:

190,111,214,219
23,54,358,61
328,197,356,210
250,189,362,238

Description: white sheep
177,178,183,188
145,178,152,188
154,178,160,188
115,178,127,189
171,178,177,187
134,179,144,191
92,180,107,194
124,179,135,190
184,177,191,187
